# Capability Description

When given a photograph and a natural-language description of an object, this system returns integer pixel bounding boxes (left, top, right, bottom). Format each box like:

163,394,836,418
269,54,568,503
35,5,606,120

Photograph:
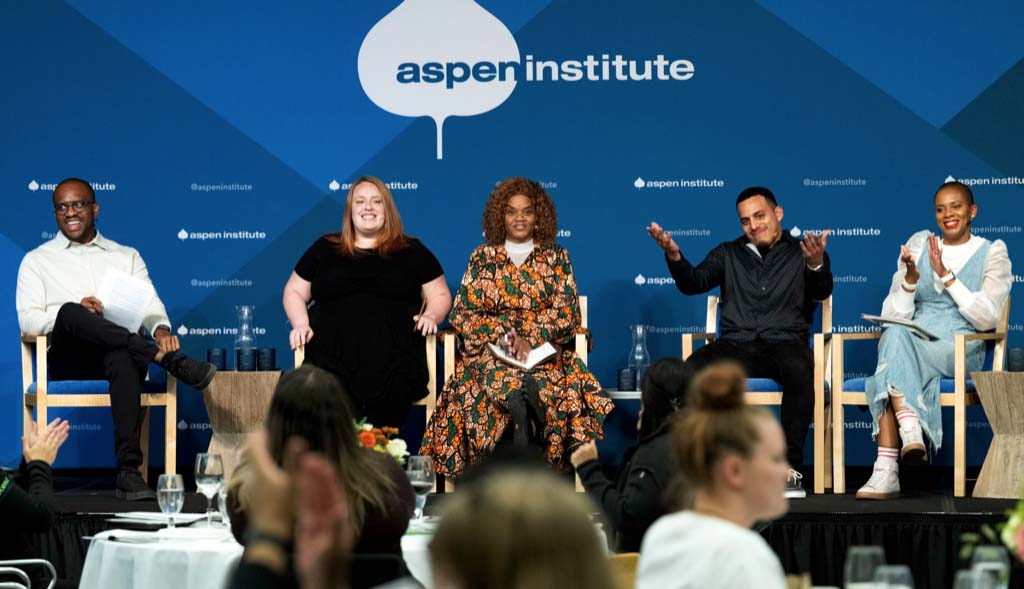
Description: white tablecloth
80,528,243,589
401,533,432,587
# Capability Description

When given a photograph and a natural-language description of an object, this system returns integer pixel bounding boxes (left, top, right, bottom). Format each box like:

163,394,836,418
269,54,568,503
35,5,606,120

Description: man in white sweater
17,178,216,500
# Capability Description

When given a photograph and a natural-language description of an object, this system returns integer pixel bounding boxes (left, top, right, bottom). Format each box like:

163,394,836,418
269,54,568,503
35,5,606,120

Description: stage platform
14,470,1024,589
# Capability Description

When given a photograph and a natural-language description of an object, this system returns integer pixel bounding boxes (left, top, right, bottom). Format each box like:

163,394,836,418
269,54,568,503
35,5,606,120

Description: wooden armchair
21,334,177,480
682,295,834,494
831,300,1010,497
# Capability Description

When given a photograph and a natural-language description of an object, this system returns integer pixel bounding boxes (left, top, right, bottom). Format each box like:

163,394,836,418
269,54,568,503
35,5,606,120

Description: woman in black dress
283,176,451,426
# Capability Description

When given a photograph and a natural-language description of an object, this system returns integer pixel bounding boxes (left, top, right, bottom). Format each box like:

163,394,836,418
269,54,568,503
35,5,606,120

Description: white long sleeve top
16,230,171,336
881,230,1011,332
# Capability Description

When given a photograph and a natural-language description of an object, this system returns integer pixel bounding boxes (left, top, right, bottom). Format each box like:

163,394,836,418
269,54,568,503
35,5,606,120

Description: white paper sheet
487,341,556,370
96,269,155,333
861,314,940,341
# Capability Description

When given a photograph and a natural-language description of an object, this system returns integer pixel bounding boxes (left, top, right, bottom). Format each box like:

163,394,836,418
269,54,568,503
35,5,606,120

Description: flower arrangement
354,419,409,465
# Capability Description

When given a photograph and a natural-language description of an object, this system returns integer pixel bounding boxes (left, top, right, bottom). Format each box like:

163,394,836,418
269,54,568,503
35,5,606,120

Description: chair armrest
834,332,882,341
958,332,1006,342
20,334,39,343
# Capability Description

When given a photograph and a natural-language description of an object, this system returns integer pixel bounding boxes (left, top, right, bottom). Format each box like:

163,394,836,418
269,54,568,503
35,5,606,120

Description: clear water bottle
235,305,257,371
628,324,650,387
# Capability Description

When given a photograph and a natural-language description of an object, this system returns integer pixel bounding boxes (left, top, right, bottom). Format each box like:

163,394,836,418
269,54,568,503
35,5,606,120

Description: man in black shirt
647,186,832,498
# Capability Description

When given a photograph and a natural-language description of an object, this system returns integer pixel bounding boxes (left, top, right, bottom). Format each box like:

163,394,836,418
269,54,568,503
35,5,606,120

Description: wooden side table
970,371,1024,498
201,371,281,480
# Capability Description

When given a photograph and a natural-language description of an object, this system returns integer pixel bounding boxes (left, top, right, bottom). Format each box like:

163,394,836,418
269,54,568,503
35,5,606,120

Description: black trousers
47,303,160,470
686,338,814,468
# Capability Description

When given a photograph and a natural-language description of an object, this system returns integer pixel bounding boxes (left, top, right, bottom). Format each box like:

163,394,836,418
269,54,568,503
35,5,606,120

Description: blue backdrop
2,1,1022,470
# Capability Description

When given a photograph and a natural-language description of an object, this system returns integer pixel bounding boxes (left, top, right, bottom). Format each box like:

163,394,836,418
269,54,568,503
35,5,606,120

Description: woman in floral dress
421,177,613,477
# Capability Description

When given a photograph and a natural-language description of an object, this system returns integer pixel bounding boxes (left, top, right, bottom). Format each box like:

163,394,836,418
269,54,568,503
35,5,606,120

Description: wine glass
156,474,185,529
971,545,1010,589
844,545,886,588
871,564,913,589
406,456,436,521
195,453,225,527
954,569,994,589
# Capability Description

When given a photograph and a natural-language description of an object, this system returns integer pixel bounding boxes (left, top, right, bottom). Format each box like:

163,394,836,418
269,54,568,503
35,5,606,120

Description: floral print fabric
421,243,613,476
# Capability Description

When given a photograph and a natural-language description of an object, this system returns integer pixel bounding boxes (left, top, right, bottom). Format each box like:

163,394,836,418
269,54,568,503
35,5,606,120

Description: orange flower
359,431,377,448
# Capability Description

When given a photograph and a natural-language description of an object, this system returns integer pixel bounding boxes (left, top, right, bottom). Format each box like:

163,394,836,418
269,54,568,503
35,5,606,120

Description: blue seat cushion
28,379,169,394
842,377,973,394
744,378,783,392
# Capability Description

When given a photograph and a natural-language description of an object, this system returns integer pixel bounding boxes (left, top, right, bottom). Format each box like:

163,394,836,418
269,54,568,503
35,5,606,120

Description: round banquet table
79,528,243,589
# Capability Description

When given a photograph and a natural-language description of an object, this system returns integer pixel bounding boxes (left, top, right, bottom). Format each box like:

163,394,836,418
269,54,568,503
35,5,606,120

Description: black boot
522,375,545,445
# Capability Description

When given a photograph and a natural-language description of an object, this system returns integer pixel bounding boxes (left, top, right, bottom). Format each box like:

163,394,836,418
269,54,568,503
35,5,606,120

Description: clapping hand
927,233,949,278
645,222,681,262
799,230,831,268
23,418,70,465
900,245,920,286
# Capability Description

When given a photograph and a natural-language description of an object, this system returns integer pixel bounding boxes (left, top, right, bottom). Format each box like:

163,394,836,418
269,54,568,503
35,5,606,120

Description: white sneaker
856,460,900,500
785,469,806,499
898,420,927,465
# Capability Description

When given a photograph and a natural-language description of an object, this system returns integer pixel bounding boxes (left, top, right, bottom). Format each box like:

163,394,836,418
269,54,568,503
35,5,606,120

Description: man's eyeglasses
54,200,95,214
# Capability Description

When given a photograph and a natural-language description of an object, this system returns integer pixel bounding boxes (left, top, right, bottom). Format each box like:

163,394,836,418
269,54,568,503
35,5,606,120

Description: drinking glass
406,456,436,520
195,453,225,527
971,545,1010,589
844,545,886,589
156,474,185,529
954,569,994,589
218,486,231,530
871,564,913,589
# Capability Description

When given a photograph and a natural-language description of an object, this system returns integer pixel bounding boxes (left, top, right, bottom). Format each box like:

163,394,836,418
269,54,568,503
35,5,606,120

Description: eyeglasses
54,200,95,214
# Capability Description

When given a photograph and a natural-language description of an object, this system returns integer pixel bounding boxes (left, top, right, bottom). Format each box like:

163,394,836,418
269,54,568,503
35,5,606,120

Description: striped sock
895,408,918,428
877,447,899,468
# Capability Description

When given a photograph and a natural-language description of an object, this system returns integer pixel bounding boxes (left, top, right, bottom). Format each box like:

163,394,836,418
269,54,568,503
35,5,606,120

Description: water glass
871,564,913,589
218,486,231,529
156,474,185,529
406,455,436,520
954,569,994,589
844,545,886,588
971,545,1010,589
195,453,225,527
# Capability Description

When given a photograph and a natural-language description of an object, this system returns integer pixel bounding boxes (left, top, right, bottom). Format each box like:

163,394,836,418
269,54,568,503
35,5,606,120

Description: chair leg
954,396,966,497
166,386,177,476
140,407,151,483
832,396,846,494
824,406,833,489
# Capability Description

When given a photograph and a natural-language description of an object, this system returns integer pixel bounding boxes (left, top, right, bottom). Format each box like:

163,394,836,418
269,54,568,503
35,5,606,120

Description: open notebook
487,341,557,370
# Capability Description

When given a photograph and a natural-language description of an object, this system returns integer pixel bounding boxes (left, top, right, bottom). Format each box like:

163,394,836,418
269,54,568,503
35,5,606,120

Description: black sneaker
160,351,217,390
116,468,156,501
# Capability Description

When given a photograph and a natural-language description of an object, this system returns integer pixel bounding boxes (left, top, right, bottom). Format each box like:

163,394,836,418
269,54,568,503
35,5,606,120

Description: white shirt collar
54,229,111,251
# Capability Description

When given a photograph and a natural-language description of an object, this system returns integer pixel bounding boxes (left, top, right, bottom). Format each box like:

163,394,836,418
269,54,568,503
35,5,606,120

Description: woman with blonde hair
637,362,789,589
429,468,614,589
283,176,451,426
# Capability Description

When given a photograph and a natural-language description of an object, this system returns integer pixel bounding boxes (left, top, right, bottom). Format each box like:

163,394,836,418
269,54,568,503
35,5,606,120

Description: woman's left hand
927,233,949,277
570,441,599,468
413,312,438,336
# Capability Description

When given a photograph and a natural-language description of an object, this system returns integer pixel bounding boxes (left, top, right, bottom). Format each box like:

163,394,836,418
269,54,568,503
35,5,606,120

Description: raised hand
645,222,681,262
23,418,70,465
799,230,831,268
900,245,920,285
927,233,949,278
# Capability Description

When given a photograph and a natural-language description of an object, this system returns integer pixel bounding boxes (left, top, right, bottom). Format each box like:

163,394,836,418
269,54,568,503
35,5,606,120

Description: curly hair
482,177,558,245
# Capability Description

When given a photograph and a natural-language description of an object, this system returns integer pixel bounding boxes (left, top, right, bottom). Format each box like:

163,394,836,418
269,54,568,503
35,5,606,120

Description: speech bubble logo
176,325,188,336
177,419,188,430
634,273,646,286
790,227,802,237
177,229,189,240
329,180,341,192
358,0,520,159
28,180,39,191
634,177,646,189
